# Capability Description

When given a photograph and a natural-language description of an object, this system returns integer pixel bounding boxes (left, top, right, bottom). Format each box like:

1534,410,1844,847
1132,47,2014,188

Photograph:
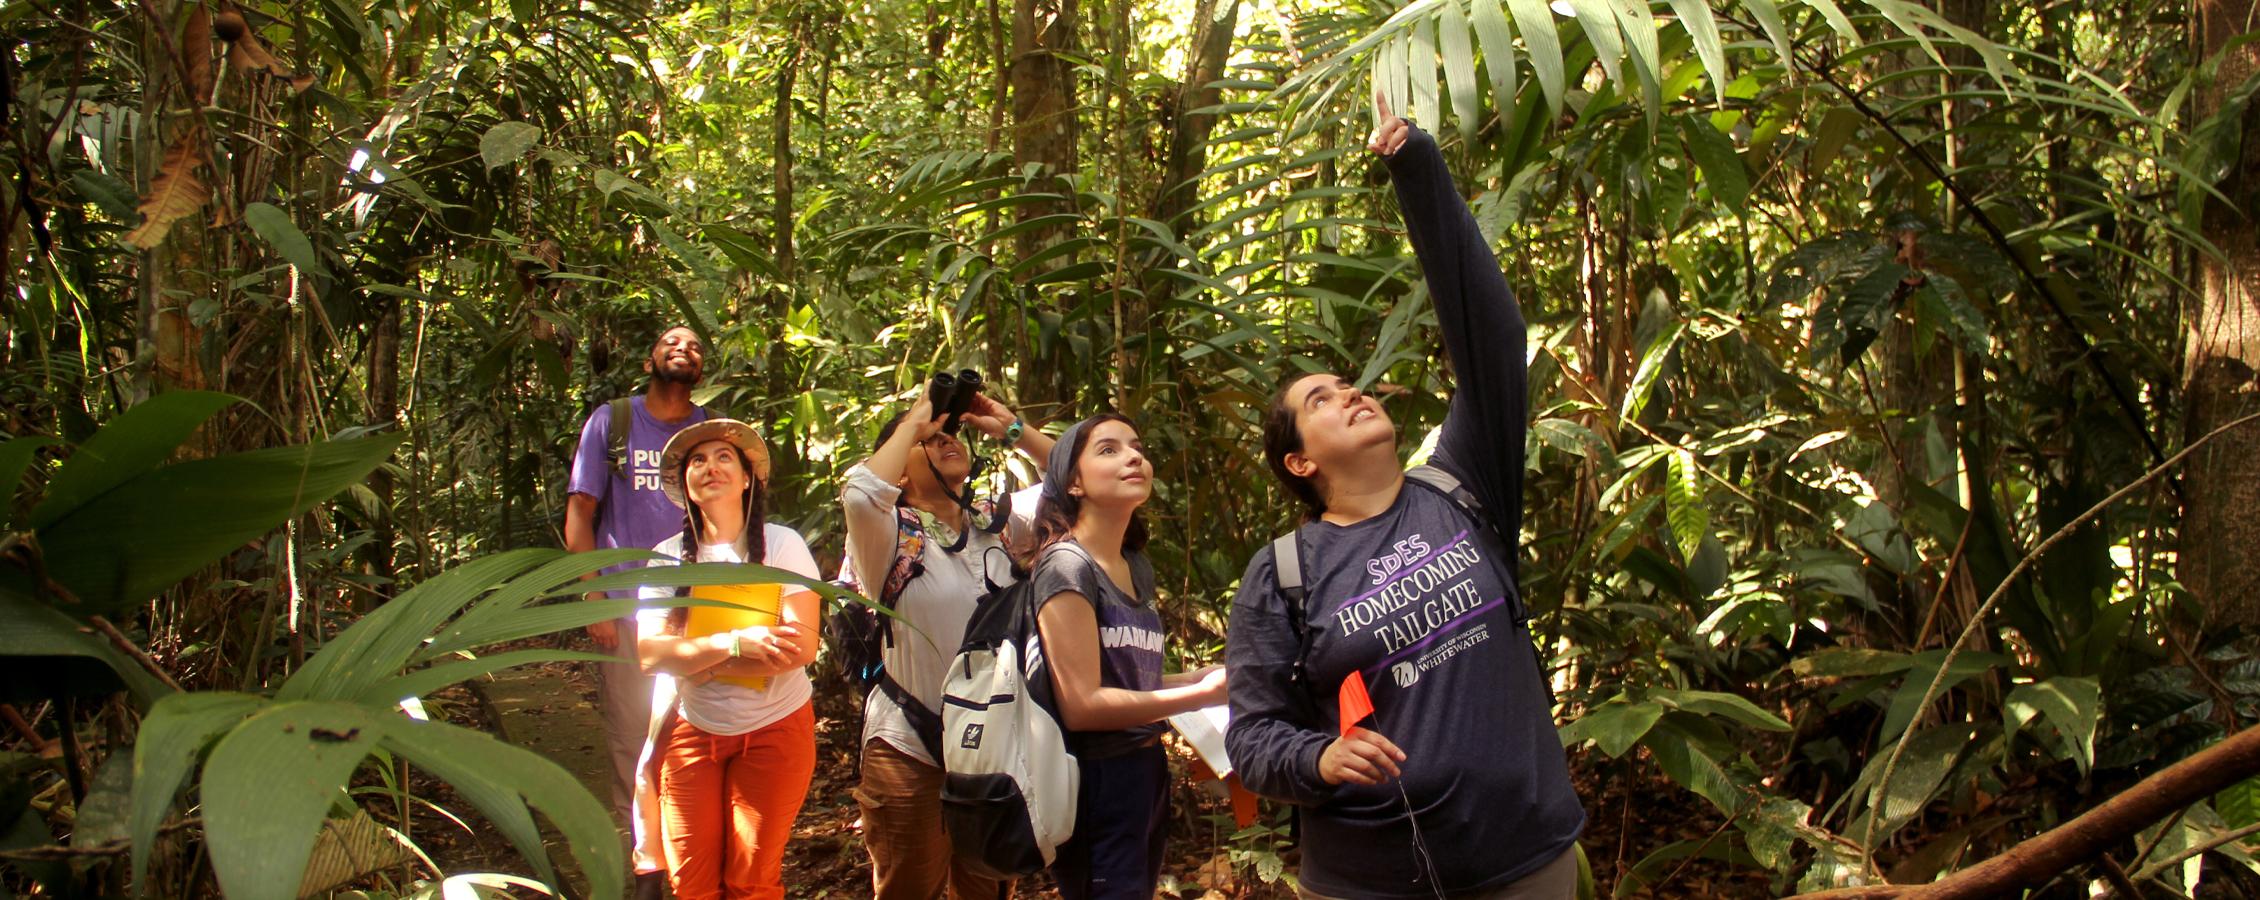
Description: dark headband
1041,418,1095,505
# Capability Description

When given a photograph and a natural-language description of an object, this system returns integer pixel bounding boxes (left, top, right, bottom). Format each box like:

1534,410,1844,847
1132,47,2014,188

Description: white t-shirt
839,464,1041,766
637,522,822,737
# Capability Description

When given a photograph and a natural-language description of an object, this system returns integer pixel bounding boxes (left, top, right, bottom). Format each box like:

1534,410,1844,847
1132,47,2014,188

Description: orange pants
656,702,817,900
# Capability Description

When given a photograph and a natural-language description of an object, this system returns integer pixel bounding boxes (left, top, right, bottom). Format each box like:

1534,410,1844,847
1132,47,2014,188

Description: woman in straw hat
629,418,823,900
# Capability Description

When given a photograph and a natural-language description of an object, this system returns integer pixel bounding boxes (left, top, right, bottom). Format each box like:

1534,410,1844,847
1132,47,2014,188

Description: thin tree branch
1863,409,2260,857
88,615,184,692
1787,724,2260,900
2097,854,2142,900
2131,822,2260,882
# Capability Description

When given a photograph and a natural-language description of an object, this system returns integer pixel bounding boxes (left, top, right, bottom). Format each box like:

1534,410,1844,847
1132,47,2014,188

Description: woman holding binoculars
841,370,1054,900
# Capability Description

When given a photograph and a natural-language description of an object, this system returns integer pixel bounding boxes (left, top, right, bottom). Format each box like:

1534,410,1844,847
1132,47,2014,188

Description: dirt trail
470,667,615,889
467,661,879,899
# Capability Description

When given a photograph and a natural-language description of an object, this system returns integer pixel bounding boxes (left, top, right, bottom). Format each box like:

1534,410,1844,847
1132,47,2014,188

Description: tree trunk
2186,0,2260,629
773,31,800,283
364,297,401,593
765,26,806,506
1152,0,1239,233
926,0,947,116
1009,0,1078,414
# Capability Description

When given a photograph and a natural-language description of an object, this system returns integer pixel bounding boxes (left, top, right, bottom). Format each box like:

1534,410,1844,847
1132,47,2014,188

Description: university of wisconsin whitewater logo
1391,661,1420,687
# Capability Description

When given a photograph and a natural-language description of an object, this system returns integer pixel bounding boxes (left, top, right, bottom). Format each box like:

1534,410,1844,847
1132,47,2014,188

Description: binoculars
926,368,983,435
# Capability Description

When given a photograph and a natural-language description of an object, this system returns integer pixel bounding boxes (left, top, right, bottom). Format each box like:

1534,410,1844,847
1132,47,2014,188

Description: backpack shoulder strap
1406,464,1498,537
606,398,632,480
1269,527,1323,705
1271,532,1306,604
876,506,928,610
1408,464,1531,622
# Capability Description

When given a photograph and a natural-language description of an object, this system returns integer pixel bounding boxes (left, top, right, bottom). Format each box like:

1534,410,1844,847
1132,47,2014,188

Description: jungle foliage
3,0,2259,895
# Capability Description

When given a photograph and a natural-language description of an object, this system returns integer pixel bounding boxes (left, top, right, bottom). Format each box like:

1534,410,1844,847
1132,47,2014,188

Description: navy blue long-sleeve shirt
1223,125,1584,900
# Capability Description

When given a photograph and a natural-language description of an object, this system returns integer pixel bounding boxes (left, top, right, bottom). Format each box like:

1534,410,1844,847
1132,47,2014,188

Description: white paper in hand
1169,705,1234,778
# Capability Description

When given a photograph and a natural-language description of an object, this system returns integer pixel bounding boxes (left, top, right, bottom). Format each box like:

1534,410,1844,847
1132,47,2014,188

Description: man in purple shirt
565,325,712,857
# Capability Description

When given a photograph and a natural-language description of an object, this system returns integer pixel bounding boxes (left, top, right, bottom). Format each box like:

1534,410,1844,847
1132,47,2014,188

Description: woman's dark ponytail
1263,379,1327,521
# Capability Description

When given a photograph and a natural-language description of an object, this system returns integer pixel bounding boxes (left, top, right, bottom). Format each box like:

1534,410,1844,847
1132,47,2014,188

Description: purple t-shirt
569,396,712,596
1029,540,1164,759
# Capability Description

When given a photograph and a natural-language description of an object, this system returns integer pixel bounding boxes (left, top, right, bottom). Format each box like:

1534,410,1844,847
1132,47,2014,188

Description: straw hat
658,418,770,510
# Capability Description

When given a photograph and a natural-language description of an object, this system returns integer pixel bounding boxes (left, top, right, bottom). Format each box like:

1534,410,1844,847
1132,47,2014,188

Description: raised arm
1377,102,1529,541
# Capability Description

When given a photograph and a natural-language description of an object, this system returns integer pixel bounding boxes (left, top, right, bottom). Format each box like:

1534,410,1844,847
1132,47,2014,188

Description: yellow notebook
681,582,785,690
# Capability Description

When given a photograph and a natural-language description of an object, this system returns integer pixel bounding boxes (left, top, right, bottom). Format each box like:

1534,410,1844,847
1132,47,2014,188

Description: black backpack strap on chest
605,398,632,480
879,671,946,762
606,399,725,481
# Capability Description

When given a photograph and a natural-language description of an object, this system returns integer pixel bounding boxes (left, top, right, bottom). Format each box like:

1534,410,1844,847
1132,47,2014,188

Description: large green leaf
28,434,401,615
1500,0,1564,116
2219,776,2260,832
1467,0,1519,129
281,550,553,703
27,391,240,531
480,121,544,170
131,692,267,895
242,203,331,279
1662,0,1728,106
75,748,135,850
1654,689,1792,732
1739,0,1797,72
1561,0,1625,88
1860,724,1977,848
1665,448,1709,560
1438,0,1480,135
420,548,659,659
1620,321,1683,421
1879,650,2009,748
1641,712,1747,815
1605,0,1661,118
200,703,388,900
1680,115,1752,215
2003,676,2102,773
1559,697,1665,758
0,592,170,703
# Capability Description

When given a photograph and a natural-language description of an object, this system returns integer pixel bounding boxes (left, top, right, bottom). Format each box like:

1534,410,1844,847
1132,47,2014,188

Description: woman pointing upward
1225,99,1586,900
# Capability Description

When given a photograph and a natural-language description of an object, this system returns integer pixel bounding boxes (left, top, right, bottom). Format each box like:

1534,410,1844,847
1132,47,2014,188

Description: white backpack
938,546,1081,878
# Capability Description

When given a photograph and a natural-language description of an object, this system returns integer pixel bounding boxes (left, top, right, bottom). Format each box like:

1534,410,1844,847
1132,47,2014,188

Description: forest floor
362,637,1770,900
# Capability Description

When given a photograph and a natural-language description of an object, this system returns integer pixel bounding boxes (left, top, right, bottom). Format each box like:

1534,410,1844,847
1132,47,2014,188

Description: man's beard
652,363,702,385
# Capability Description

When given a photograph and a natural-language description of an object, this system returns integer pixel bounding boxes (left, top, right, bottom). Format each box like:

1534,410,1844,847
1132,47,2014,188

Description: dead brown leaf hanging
184,5,215,104
214,3,315,93
122,130,213,249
